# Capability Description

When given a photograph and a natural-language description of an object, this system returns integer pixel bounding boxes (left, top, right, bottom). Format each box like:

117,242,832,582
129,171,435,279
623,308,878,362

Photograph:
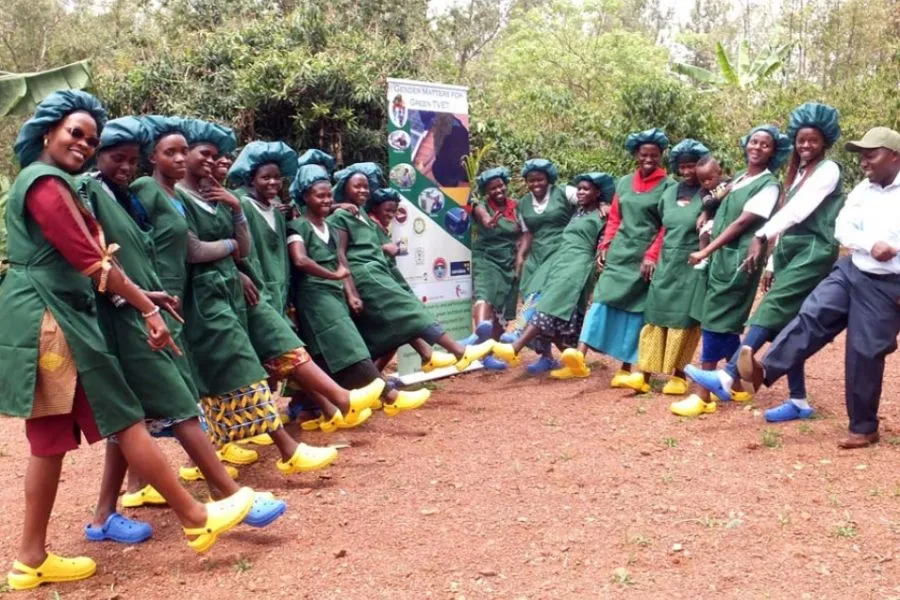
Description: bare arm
515,231,533,277
335,228,363,311
289,241,349,281
689,211,762,264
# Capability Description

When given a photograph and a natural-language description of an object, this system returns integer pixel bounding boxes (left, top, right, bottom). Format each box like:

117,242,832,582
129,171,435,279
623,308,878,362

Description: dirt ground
1,333,899,600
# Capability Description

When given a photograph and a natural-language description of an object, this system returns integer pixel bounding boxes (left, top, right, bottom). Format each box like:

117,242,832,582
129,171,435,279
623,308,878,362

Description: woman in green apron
467,167,520,366
562,129,673,385
329,164,494,372
492,172,613,373
687,104,843,422
676,124,791,417
287,168,431,419
0,92,256,591
618,140,711,395
130,116,262,474
80,117,287,543
366,187,415,294
513,158,578,373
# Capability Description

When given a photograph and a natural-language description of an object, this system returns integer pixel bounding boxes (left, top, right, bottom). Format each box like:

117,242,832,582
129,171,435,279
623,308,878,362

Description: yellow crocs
218,443,259,466
490,342,519,367
7,553,96,591
670,394,717,417
319,411,342,433
122,484,167,508
609,369,633,388
179,464,239,482
383,388,430,416
337,407,373,428
184,487,254,554
237,434,274,446
348,378,387,413
711,391,753,403
559,349,591,378
549,365,588,380
620,371,650,393
276,443,338,474
457,339,496,371
300,415,324,431
662,376,689,396
421,351,457,373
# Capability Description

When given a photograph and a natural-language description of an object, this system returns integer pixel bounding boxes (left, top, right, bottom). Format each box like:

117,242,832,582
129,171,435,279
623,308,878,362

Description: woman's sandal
184,487,255,554
7,553,97,591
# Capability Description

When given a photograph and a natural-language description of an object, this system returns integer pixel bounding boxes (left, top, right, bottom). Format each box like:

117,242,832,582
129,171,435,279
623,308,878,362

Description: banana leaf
0,60,92,117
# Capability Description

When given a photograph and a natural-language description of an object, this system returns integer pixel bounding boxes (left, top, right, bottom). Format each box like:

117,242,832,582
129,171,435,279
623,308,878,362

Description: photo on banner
386,78,476,381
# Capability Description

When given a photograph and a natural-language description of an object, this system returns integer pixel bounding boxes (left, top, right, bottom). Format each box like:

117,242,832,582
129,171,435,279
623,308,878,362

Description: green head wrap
140,115,188,156
367,188,401,211
570,172,616,204
668,139,711,172
741,125,792,171
333,162,384,202
787,102,841,149
297,149,336,175
289,165,331,205
476,167,510,193
14,90,107,168
228,140,298,187
520,159,558,184
624,128,669,154
182,118,238,156
98,116,150,152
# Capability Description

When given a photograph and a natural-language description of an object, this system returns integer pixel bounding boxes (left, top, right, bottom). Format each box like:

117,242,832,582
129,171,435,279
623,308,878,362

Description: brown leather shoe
736,346,764,392
837,431,879,449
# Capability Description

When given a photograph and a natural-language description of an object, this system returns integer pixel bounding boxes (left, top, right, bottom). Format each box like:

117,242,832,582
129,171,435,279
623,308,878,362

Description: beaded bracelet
141,306,160,318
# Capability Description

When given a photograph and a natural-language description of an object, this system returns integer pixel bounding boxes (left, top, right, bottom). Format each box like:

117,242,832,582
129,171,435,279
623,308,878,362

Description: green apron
593,173,672,312
131,176,190,303
518,185,574,297
533,210,605,321
643,185,705,329
237,191,290,315
471,200,519,320
374,223,415,294
78,175,199,420
328,209,435,359
180,188,268,396
749,160,844,331
700,171,780,334
288,217,371,373
0,164,143,436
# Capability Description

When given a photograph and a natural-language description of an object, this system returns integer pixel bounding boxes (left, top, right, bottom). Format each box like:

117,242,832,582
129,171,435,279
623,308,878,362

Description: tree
672,40,792,89
0,60,93,116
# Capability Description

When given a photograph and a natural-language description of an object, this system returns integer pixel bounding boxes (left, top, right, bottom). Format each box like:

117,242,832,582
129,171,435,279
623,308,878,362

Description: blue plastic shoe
499,331,520,344
385,376,402,391
244,493,287,528
460,320,493,347
764,401,814,423
481,355,508,371
526,356,560,375
684,365,732,401
85,513,152,544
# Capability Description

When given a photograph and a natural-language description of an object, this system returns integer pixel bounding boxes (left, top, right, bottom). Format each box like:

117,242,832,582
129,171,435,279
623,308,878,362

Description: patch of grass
51,592,62,600
663,437,678,448
544,417,559,427
797,423,813,435
829,493,841,507
558,451,574,462
611,567,633,586
869,488,882,497
698,515,724,528
761,428,783,448
234,557,252,573
725,510,744,529
886,436,900,446
0,583,10,593
422,381,441,391
778,512,790,527
628,533,652,547
831,522,858,538
661,473,675,484
636,405,647,415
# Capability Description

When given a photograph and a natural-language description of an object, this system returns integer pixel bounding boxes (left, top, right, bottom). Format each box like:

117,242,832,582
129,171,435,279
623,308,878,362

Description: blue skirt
579,302,644,363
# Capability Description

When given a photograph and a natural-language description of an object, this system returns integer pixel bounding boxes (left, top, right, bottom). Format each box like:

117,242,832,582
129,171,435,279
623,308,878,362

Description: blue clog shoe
481,355,508,371
764,401,814,423
526,356,560,375
684,365,732,401
85,513,152,544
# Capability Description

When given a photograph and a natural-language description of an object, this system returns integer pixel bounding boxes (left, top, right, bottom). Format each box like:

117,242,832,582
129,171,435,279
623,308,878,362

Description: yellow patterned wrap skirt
200,379,281,447
636,325,701,374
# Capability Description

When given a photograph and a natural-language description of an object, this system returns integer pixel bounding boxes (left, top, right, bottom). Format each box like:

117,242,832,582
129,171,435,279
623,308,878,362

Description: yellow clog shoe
349,378,387,413
337,407,373,428
122,484,167,508
384,388,430,416
179,465,239,482
276,443,338,474
661,376,689,396
457,339,496,371
670,394,717,417
620,371,650,393
490,342,520,367
184,487,254,554
549,366,588,380
218,443,259,466
300,415,324,431
422,351,457,373
7,553,96,591
319,411,342,433
559,349,591,378
609,369,632,389
237,434,274,446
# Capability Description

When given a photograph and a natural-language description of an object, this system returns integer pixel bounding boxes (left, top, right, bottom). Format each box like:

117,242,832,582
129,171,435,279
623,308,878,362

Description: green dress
471,200,519,321
700,171,780,334
0,164,143,436
643,185,704,329
592,173,673,312
77,175,199,421
288,217,370,373
328,209,435,359
518,186,574,297
532,210,606,321
238,191,290,315
749,161,844,332
374,222,414,295
179,189,268,396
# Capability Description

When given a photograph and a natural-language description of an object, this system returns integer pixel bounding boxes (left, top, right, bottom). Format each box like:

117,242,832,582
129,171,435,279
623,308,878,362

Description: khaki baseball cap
844,127,900,153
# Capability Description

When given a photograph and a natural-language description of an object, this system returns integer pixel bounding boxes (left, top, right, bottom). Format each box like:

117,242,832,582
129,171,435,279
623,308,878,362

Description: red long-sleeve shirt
598,169,666,263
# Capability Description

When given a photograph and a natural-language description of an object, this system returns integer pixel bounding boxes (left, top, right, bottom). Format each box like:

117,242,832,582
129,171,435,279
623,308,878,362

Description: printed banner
385,78,475,381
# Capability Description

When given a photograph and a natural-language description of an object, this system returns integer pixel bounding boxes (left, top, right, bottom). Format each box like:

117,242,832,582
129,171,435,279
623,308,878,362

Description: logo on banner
450,260,471,276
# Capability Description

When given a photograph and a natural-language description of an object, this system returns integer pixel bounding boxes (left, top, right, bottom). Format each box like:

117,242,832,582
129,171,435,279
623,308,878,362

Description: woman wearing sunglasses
0,91,255,591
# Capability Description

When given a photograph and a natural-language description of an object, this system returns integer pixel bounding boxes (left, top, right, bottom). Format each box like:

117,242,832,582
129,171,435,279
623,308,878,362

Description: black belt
862,270,900,282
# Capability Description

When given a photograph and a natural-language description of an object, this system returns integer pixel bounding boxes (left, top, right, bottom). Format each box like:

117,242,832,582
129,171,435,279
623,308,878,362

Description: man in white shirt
740,127,900,449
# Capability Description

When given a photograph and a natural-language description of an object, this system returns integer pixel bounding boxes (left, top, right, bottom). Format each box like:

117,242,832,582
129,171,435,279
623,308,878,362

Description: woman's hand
696,212,709,232
277,202,295,220
640,259,656,281
688,249,708,265
203,178,241,211
739,236,766,273
145,290,183,323
599,203,611,219
332,265,351,280
334,202,359,216
348,293,364,315
144,312,181,355
761,270,774,292
383,242,400,257
238,272,260,307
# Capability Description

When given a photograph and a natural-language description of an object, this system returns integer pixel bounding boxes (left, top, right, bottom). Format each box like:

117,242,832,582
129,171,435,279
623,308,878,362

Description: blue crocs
765,401,814,423
499,330,520,344
482,355,508,371
85,513,152,544
526,356,560,375
685,365,732,401
244,494,287,528
459,320,493,347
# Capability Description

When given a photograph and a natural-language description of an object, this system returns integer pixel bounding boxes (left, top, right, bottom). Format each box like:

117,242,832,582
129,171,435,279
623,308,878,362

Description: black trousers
762,257,900,434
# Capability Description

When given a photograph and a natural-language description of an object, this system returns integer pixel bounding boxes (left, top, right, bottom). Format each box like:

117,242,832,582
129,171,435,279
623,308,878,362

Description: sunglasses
65,127,100,149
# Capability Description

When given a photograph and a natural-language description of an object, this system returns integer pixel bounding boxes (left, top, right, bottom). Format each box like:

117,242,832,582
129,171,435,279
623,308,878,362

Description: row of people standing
476,102,861,424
